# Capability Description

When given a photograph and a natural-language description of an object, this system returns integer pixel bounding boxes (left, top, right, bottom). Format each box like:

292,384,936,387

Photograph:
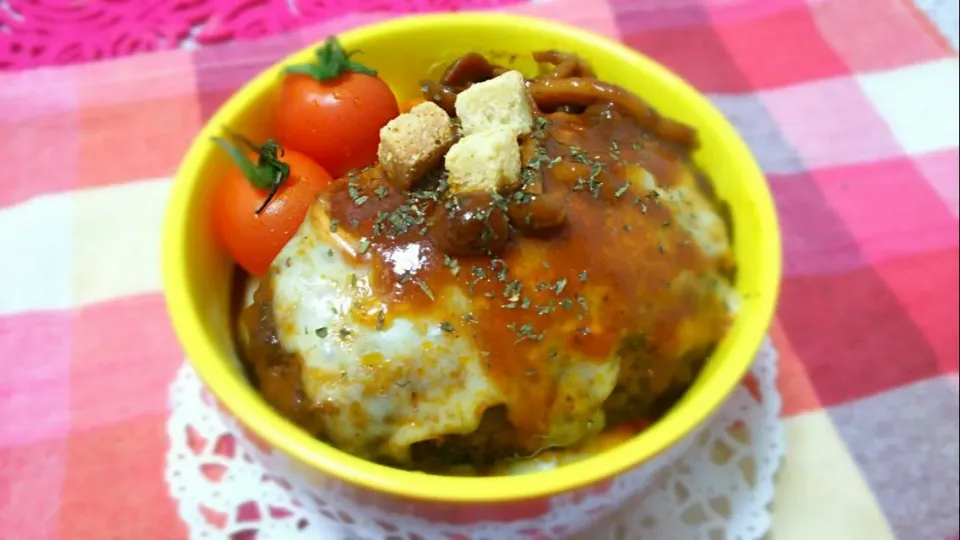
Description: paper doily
165,340,782,539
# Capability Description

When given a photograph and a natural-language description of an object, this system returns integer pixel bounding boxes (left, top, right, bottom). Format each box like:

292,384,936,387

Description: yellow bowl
162,11,781,533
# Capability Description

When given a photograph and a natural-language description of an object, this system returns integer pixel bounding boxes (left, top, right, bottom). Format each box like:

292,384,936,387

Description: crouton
444,128,521,195
377,101,454,190
455,70,534,137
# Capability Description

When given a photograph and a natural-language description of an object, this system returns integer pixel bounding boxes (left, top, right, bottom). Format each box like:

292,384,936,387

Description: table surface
0,0,958,538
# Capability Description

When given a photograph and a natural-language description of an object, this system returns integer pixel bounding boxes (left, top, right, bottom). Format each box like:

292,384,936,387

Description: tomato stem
283,36,377,82
212,129,291,214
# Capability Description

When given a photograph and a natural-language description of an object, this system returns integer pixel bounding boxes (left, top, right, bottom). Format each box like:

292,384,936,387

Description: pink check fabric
0,0,957,538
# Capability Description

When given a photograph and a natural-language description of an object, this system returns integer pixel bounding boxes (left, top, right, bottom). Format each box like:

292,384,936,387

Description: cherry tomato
211,135,334,276
274,37,399,178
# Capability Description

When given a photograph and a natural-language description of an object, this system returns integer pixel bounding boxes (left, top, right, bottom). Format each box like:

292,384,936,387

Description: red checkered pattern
1,0,957,537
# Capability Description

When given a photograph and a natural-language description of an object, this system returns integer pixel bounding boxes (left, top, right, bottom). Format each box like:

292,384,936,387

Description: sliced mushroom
428,192,510,256
508,191,568,235
441,53,498,88
532,50,596,79
420,81,459,116
527,78,697,149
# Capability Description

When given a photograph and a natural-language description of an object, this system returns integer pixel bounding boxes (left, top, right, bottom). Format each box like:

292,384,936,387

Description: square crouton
454,70,534,137
377,101,454,190
444,128,521,195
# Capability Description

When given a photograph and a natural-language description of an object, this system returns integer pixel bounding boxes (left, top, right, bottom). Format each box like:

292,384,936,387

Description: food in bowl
211,37,738,474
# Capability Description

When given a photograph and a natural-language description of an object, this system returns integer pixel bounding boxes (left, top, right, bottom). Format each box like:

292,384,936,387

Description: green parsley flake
468,278,481,295
416,279,435,301
376,309,386,330
555,278,568,294
504,280,523,300
491,259,509,282
444,255,461,276
614,181,631,198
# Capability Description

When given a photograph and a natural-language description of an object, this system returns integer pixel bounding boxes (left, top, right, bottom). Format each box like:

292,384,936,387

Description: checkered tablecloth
0,0,957,538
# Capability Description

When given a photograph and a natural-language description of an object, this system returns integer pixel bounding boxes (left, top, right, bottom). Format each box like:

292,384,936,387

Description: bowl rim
163,12,782,503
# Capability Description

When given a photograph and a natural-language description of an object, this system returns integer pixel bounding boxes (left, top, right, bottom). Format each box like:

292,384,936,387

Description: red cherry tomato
274,37,399,178
211,135,334,276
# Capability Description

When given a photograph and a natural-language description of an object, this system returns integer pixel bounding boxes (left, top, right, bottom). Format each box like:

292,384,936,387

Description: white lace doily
165,340,782,539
